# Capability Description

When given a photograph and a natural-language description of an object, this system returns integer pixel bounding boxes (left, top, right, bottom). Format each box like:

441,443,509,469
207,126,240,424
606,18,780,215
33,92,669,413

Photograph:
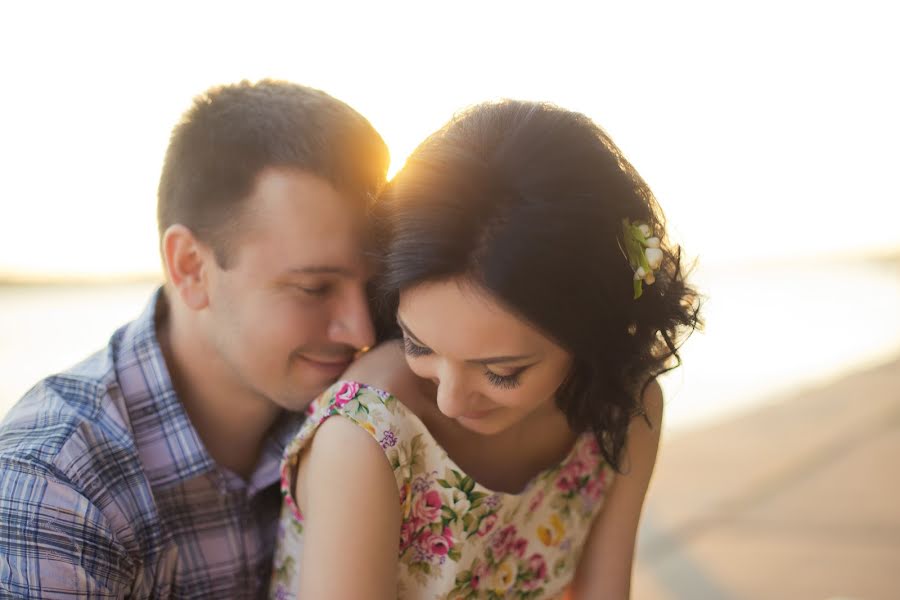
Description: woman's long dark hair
373,100,701,471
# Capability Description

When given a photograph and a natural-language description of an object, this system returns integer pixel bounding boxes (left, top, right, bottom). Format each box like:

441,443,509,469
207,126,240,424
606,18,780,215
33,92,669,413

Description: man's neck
155,292,282,480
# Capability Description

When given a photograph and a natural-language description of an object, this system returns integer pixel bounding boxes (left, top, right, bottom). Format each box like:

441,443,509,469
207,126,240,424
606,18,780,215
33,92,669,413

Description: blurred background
2,1,898,597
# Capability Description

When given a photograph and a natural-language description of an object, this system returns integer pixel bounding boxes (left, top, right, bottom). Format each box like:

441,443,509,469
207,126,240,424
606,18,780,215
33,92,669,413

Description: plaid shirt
0,290,302,599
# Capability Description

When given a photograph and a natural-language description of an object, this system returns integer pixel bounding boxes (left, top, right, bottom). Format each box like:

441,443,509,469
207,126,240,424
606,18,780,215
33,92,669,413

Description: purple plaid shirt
0,290,303,599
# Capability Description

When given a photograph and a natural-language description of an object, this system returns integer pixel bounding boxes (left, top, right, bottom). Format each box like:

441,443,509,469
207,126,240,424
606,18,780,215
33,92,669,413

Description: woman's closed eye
484,367,525,390
402,336,433,357
403,335,526,389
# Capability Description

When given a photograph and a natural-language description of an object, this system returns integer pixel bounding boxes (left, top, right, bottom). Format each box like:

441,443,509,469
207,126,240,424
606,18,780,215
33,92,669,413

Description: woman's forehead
398,278,549,353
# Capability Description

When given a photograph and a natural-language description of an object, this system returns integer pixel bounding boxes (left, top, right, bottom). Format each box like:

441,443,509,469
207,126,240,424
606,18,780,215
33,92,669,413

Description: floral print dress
270,381,614,600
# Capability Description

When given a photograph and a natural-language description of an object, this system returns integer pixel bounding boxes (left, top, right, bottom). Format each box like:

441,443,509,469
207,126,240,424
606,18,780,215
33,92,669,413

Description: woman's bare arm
570,380,664,599
295,415,402,599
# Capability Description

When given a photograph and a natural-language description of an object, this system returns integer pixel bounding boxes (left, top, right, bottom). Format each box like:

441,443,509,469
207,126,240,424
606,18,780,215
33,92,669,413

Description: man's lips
297,355,354,371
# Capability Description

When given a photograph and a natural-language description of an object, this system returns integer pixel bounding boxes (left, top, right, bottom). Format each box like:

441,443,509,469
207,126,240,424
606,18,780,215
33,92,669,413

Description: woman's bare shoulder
641,378,664,430
341,340,432,405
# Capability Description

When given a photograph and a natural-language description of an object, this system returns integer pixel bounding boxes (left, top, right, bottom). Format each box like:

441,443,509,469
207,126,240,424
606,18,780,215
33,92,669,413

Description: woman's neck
412,389,578,494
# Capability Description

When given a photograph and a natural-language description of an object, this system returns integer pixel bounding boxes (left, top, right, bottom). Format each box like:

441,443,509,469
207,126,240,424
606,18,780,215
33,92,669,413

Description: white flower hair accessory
621,219,663,299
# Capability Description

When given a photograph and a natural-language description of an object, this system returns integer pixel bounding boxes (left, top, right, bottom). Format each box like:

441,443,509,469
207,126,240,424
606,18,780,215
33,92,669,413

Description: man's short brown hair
157,80,389,266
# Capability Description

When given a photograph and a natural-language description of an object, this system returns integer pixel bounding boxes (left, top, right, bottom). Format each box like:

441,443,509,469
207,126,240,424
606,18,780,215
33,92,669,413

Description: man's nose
328,286,376,351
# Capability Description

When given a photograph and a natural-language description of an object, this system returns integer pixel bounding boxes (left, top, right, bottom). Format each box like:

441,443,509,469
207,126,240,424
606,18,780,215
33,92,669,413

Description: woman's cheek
404,356,436,382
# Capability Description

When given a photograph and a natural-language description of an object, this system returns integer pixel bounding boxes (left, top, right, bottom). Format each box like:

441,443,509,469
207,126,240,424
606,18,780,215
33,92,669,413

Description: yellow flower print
488,557,518,593
537,513,566,547
399,482,412,520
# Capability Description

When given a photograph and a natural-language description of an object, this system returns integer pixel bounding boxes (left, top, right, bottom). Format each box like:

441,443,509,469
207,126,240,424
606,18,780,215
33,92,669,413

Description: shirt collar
248,410,305,496
116,288,215,488
118,288,304,493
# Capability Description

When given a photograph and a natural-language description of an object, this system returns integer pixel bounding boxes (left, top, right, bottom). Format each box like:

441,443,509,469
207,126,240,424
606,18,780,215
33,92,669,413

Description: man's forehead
277,246,377,278
224,170,374,277
242,167,367,226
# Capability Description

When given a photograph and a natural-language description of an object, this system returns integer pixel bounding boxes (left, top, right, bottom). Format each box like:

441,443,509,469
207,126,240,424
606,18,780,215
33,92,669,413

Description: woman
271,100,700,599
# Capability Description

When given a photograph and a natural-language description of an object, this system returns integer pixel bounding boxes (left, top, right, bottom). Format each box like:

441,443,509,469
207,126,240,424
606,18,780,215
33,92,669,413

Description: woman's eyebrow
396,316,536,365
471,354,536,366
396,316,428,346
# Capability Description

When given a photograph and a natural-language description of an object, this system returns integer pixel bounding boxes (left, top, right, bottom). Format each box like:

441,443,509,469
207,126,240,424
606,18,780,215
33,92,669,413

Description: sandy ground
632,354,900,599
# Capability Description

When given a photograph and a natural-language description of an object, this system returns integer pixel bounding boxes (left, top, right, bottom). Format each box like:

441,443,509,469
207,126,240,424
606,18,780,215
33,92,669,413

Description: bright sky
1,1,898,279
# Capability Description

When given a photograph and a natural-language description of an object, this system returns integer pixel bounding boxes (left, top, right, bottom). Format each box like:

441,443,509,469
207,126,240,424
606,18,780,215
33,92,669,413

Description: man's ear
161,224,213,310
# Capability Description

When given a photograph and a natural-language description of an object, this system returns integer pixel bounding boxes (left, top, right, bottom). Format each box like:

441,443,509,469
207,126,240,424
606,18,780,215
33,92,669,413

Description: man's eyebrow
396,316,536,366
285,266,355,277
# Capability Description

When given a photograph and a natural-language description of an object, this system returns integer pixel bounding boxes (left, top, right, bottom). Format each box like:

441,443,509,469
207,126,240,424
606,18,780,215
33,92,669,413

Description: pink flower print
567,458,591,479
521,553,548,590
431,527,455,556
512,537,529,559
477,512,498,537
556,474,577,493
411,489,443,524
528,490,545,513
470,561,490,590
399,519,417,551
529,553,548,579
556,458,589,492
581,474,607,502
334,381,360,407
414,526,454,559
489,524,519,558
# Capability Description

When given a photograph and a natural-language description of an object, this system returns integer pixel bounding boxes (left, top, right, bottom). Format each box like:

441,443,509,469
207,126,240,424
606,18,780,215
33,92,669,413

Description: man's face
201,167,375,412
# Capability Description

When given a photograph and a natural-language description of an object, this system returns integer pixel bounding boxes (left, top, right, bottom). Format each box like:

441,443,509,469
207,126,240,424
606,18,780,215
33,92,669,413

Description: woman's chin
454,410,509,435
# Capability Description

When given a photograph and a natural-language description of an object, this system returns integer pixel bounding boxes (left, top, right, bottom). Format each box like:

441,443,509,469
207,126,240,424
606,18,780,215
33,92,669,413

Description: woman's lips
459,407,497,420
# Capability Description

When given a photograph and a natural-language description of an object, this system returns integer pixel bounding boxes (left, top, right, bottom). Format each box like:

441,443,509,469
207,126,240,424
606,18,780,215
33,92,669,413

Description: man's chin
275,392,322,414
276,357,354,412
277,378,340,413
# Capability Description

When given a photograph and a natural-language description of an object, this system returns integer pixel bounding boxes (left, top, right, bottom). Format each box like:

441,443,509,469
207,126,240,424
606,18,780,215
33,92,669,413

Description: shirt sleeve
0,458,136,599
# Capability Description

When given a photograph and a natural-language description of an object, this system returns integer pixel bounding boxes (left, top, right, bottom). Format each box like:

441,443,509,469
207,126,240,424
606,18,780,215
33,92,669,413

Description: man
0,80,389,598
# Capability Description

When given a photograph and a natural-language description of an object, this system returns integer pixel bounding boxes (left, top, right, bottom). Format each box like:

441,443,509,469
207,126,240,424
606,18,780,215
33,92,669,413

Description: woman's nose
434,367,473,419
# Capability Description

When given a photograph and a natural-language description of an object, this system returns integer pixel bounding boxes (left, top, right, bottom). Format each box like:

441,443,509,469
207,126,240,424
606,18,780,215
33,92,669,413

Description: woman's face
397,277,574,435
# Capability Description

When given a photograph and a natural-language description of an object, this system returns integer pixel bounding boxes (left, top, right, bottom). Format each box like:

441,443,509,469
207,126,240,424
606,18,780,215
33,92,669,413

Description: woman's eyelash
484,369,523,390
402,336,433,357
402,336,524,389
